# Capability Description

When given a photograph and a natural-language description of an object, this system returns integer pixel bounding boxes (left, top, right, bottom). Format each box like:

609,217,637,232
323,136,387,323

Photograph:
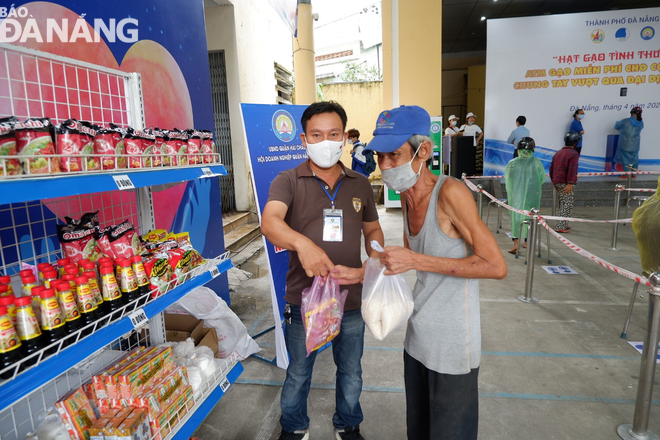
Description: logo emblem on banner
591,29,604,43
352,198,362,212
641,27,655,41
272,110,296,142
430,123,441,133
615,28,629,42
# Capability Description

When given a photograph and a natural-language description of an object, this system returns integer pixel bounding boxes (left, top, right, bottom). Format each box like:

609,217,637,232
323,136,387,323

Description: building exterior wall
382,0,442,116
321,81,384,178
467,64,486,128
205,2,293,211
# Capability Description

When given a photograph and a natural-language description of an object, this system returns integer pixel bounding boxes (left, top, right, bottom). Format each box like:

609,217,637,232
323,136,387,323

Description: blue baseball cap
367,105,431,153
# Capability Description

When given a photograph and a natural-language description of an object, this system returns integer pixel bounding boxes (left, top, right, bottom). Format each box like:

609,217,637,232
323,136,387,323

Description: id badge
323,209,343,242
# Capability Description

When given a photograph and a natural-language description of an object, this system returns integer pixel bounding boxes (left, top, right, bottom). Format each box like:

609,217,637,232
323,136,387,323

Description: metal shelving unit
0,43,241,440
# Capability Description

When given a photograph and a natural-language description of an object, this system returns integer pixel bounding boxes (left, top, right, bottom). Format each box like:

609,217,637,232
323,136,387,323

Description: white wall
205,1,293,211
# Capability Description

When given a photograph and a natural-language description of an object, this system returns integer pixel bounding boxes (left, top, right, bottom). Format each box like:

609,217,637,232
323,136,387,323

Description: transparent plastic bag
361,241,414,340
300,276,348,356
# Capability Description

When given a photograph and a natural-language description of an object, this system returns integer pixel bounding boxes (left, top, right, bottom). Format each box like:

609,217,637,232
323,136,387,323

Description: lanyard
315,177,343,209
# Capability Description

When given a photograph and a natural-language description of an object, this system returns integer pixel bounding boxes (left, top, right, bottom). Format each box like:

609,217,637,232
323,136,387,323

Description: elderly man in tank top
355,105,507,440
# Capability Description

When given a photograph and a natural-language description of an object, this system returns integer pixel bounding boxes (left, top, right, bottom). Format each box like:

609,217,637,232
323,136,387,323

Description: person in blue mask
353,105,507,440
569,109,585,155
614,106,645,173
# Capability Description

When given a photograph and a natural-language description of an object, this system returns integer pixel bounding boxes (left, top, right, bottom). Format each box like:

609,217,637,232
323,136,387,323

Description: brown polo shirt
267,160,379,310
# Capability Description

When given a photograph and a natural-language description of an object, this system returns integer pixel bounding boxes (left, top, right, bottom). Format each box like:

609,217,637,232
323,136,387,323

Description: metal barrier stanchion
518,208,539,304
621,280,642,339
606,184,625,251
626,164,633,207
617,272,660,440
546,226,552,264
477,184,484,218
516,220,530,260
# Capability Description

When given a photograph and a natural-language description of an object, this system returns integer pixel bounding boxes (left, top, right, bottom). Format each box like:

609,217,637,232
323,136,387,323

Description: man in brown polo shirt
261,101,384,440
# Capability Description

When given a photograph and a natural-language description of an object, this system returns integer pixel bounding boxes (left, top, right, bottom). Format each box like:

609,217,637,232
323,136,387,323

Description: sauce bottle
64,266,79,277
22,276,37,298
100,266,122,319
130,256,150,306
62,274,77,291
14,296,44,366
74,276,99,336
83,271,106,318
0,275,14,296
0,284,11,298
42,269,59,289
117,259,139,306
37,263,53,284
56,258,71,277
19,269,34,280
0,305,22,379
53,281,81,336
0,295,17,327
30,285,45,325
38,288,67,353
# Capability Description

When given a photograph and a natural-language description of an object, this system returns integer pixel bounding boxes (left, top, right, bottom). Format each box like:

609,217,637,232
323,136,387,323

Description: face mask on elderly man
381,146,424,192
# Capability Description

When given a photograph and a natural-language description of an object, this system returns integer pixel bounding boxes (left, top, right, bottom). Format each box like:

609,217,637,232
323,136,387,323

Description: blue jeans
280,304,365,432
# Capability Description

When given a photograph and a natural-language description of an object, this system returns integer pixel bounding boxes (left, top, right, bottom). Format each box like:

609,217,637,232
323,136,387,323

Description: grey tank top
403,175,481,374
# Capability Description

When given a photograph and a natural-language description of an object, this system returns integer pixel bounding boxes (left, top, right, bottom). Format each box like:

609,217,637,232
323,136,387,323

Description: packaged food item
117,259,139,305
15,117,59,174
99,265,123,317
143,229,168,243
0,116,21,176
94,124,126,170
58,221,102,264
79,121,99,171
117,408,149,440
172,129,189,166
201,130,216,164
0,304,22,379
161,129,179,167
186,129,202,165
124,128,143,169
143,256,172,298
151,128,165,167
109,221,141,260
92,347,147,399
38,288,66,354
55,386,98,440
0,295,17,326
55,119,82,172
131,256,150,304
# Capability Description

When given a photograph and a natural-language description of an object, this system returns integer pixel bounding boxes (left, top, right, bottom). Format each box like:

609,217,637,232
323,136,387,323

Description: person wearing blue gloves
614,107,645,173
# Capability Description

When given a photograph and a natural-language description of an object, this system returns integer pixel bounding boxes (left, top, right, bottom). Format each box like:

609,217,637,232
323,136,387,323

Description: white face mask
305,135,344,168
451,120,457,126
381,147,424,192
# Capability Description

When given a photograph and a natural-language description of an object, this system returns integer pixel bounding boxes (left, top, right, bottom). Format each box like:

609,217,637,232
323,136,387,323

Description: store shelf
168,361,244,440
0,257,233,411
0,164,228,205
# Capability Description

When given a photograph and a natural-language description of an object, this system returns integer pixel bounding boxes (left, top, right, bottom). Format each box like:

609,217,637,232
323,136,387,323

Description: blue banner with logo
241,103,308,369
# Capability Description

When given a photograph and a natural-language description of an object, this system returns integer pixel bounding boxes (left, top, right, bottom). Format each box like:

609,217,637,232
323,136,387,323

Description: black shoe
277,430,309,440
335,426,365,440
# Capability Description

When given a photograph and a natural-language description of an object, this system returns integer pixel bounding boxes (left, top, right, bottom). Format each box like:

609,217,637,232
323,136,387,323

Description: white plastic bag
169,286,260,360
361,241,414,340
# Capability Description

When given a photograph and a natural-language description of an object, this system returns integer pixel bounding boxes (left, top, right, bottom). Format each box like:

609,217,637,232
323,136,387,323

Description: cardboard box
55,387,98,440
197,327,219,357
164,314,204,343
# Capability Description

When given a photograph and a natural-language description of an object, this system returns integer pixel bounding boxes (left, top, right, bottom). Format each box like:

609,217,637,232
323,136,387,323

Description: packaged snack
0,116,21,176
95,226,116,261
142,229,168,243
94,124,126,170
136,129,156,168
186,129,202,165
109,221,143,259
151,128,165,168
15,117,59,174
201,130,216,164
143,255,173,298
172,129,189,166
58,222,102,264
117,408,149,440
55,119,82,172
79,122,99,171
161,129,178,167
124,128,143,169
55,386,98,440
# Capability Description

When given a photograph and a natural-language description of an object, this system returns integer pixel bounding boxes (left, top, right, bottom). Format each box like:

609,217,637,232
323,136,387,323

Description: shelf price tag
128,309,148,329
220,377,231,392
201,167,214,177
113,175,135,190
209,266,221,278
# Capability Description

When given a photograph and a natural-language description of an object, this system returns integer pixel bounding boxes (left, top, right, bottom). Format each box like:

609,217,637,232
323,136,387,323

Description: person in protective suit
632,175,660,275
614,107,644,173
504,137,546,254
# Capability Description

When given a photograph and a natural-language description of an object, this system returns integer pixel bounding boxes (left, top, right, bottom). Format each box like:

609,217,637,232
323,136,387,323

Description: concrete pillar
382,0,442,116
293,0,316,105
